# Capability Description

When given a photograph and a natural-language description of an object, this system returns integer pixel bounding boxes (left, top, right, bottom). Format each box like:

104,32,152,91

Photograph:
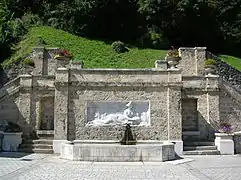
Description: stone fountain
60,101,175,162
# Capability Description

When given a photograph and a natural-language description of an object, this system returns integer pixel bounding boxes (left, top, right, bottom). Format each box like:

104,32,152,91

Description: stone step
183,141,215,146
37,130,54,139
19,144,53,149
183,150,220,155
184,146,217,151
32,139,53,145
37,135,54,140
18,148,53,154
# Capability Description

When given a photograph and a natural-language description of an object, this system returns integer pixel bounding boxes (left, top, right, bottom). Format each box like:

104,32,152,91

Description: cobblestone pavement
0,153,241,180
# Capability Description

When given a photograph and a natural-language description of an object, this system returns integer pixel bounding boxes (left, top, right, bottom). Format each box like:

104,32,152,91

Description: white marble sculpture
86,101,150,127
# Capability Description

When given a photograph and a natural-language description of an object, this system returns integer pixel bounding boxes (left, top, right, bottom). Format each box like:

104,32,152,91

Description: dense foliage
1,0,241,63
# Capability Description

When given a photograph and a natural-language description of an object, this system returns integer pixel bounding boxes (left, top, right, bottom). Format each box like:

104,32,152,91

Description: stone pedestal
155,60,167,70
215,133,234,155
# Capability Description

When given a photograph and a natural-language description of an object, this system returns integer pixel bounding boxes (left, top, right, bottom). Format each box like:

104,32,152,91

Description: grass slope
2,26,241,70
2,26,167,68
219,55,241,71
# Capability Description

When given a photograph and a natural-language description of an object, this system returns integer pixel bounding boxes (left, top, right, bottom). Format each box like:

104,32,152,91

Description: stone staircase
0,77,20,102
19,130,54,154
183,141,220,155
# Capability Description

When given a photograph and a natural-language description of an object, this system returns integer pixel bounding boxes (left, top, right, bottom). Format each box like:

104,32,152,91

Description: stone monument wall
54,68,183,142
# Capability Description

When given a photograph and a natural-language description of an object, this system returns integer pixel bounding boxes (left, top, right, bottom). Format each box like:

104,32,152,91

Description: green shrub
23,58,35,67
12,14,43,40
139,27,170,49
111,41,128,53
205,58,217,66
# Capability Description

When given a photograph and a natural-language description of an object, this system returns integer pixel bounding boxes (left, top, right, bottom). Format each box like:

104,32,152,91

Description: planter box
1,132,22,152
215,133,234,155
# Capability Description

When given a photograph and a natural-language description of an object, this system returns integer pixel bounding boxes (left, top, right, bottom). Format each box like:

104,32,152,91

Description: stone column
53,67,69,153
18,75,33,134
167,69,183,155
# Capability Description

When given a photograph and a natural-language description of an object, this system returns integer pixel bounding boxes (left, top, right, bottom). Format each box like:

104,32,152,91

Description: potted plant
204,58,216,75
0,121,22,152
165,46,181,69
54,48,73,61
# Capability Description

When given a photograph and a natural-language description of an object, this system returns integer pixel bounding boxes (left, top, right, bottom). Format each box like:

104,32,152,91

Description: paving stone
1,154,241,180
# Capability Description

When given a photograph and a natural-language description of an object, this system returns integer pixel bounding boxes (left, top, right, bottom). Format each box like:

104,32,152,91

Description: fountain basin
60,140,175,162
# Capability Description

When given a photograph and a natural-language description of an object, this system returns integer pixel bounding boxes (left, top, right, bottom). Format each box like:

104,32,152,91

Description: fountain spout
120,124,137,145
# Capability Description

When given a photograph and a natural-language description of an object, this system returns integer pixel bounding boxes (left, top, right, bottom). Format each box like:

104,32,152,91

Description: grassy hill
2,26,241,70
1,26,167,68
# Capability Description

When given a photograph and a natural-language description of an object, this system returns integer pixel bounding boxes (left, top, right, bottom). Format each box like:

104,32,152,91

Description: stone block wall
54,68,183,142
182,98,198,131
219,86,241,131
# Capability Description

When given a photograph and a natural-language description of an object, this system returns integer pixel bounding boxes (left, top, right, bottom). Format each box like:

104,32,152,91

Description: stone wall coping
1,77,20,88
19,74,32,78
45,47,59,50
179,47,207,50
205,75,219,78
57,67,69,71
215,132,234,136
182,75,219,80
32,75,55,79
33,46,45,51
66,81,183,88
234,131,241,135
72,140,166,144
70,68,182,74
0,131,23,135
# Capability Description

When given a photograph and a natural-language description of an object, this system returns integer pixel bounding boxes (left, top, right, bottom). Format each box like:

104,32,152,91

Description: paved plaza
0,153,241,180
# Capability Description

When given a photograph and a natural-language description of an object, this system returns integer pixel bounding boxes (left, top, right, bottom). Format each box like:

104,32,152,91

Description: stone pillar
18,75,33,134
32,46,48,75
206,75,220,130
178,47,196,76
195,47,207,76
167,69,183,155
178,47,207,76
53,67,69,153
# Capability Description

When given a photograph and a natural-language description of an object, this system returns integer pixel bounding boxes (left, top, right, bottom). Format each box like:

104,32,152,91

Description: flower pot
166,57,181,69
204,65,216,75
1,132,22,152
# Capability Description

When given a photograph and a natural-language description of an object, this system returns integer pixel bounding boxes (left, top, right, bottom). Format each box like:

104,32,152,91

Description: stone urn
166,57,181,69
215,133,234,155
204,65,216,75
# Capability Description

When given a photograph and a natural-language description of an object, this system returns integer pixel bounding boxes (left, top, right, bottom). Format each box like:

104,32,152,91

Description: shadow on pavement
0,152,32,158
